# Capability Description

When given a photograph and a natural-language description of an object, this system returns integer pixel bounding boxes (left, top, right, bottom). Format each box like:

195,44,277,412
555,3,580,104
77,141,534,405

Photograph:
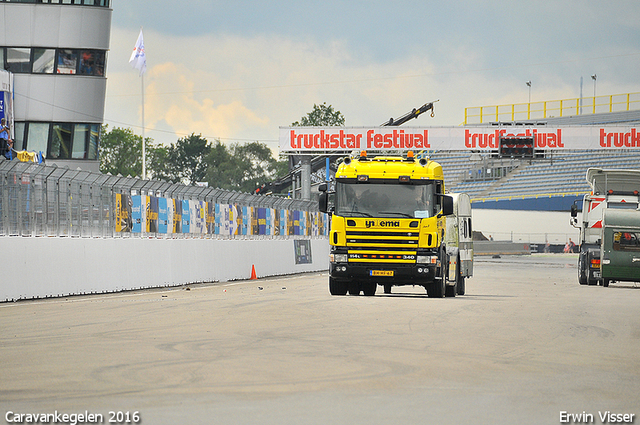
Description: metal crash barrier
0,160,328,239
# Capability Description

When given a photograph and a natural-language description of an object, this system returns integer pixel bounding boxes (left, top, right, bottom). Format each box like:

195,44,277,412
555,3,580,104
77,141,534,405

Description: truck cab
319,151,455,297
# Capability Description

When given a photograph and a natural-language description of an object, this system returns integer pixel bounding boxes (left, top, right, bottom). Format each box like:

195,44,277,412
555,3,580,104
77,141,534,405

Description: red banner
279,126,640,153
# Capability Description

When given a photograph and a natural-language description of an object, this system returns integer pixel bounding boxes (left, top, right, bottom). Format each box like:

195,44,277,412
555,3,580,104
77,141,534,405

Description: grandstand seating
431,150,640,204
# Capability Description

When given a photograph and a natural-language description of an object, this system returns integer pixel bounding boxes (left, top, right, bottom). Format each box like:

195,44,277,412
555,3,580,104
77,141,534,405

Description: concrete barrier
1,237,330,302
473,241,531,256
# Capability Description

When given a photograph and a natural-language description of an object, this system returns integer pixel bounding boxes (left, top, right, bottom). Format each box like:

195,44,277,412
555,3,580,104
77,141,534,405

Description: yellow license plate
370,270,394,277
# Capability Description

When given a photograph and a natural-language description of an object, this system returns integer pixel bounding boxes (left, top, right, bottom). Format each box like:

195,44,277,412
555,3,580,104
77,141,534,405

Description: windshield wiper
340,211,373,217
378,211,413,218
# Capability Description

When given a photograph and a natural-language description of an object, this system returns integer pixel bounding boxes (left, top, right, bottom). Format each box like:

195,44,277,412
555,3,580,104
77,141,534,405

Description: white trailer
446,192,473,295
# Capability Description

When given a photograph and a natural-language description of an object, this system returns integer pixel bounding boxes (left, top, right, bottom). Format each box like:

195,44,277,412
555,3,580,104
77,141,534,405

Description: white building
0,0,112,172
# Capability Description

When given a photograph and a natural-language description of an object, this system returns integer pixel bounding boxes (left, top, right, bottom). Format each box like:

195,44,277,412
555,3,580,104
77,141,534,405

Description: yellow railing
464,92,640,125
470,191,590,204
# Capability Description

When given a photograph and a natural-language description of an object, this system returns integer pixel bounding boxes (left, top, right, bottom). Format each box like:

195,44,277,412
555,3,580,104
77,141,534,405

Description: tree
291,102,345,127
99,125,153,178
204,140,236,189
167,133,211,185
146,144,172,182
233,142,280,192
100,125,286,193
204,141,284,193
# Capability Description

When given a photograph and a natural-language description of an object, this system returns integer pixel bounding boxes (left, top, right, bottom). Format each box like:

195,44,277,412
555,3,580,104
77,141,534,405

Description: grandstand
433,108,640,211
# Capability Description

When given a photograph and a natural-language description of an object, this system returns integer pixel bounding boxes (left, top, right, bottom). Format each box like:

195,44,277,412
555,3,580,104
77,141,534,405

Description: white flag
129,29,147,76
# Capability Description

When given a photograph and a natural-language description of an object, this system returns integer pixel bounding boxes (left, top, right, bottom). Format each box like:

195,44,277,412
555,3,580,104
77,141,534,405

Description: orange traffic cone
250,264,257,280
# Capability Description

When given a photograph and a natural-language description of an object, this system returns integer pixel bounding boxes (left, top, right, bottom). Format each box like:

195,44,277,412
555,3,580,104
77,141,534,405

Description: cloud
105,29,450,149
104,17,640,153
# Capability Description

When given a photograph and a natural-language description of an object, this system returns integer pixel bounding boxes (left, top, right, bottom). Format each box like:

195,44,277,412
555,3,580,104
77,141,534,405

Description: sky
104,0,640,154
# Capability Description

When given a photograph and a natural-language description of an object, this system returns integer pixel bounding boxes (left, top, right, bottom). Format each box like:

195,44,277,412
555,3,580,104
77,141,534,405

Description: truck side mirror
570,203,578,218
319,192,329,213
441,195,454,216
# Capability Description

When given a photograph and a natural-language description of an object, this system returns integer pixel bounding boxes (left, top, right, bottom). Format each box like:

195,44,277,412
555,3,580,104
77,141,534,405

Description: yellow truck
319,150,457,297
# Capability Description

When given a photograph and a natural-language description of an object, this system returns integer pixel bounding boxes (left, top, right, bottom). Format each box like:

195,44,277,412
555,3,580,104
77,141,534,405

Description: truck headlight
417,255,438,264
331,253,348,263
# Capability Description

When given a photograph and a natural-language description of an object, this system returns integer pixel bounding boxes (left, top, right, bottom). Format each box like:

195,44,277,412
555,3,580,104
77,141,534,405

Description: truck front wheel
427,279,445,298
362,282,377,296
348,281,361,296
428,250,447,298
329,277,348,296
578,254,588,285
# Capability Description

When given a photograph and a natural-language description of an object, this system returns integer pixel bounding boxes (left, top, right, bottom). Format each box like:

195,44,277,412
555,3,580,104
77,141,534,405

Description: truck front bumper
329,262,439,285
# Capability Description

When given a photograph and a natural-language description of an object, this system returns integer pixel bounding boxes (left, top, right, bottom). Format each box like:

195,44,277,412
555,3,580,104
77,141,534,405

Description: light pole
525,81,532,119
591,74,597,114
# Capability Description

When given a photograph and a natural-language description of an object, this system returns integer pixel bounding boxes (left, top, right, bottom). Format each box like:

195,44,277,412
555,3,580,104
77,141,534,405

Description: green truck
600,209,640,287
571,168,640,287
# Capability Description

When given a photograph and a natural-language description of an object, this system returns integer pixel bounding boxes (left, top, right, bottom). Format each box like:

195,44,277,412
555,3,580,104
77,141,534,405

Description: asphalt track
1,254,639,425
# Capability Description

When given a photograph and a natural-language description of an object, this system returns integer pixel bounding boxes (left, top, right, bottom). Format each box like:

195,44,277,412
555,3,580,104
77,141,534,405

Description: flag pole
140,26,146,180
130,27,147,179
141,71,146,180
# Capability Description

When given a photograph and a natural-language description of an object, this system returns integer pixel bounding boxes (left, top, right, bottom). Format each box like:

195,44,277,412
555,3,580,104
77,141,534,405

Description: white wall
0,237,330,302
0,4,112,49
472,209,580,243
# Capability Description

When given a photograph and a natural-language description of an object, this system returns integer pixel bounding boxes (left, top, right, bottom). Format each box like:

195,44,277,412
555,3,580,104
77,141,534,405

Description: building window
57,49,77,74
33,48,56,74
19,122,100,160
11,0,113,5
6,48,31,73
72,123,91,159
26,123,50,155
13,123,26,151
1,47,107,77
88,124,99,160
79,50,105,76
51,123,73,159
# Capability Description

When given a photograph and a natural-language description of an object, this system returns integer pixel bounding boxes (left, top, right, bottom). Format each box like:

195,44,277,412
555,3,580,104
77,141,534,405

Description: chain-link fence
0,160,326,239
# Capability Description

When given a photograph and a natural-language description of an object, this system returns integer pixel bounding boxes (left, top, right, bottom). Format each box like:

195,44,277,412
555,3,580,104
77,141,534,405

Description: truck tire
362,282,377,296
445,281,456,297
427,279,445,298
329,278,348,296
428,249,447,298
383,284,392,294
452,254,465,296
457,276,466,295
348,281,361,296
456,257,466,296
603,279,610,287
578,255,588,285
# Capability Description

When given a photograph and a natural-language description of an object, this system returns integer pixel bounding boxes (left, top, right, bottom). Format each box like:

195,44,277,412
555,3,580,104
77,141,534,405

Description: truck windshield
335,181,438,218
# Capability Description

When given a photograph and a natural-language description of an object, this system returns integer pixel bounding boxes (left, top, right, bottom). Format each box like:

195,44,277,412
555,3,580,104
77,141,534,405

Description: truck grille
346,229,418,263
